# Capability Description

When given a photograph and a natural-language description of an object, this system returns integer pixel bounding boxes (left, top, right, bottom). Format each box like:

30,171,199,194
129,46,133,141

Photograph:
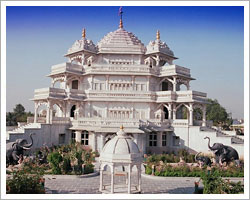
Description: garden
143,149,244,194
6,142,98,194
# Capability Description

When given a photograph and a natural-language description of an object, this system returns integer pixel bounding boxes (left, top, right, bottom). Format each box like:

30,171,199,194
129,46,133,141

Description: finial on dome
119,19,123,28
118,6,123,28
156,30,160,40
82,28,86,39
120,124,124,130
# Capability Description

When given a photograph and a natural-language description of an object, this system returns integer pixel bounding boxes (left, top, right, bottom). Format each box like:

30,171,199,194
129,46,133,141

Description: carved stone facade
30,21,211,154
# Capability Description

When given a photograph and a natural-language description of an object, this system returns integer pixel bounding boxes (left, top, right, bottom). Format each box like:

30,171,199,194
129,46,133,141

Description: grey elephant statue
6,133,34,166
204,136,240,166
195,152,212,167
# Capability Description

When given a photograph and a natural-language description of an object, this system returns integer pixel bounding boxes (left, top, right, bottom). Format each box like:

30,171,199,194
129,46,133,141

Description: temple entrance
70,105,76,117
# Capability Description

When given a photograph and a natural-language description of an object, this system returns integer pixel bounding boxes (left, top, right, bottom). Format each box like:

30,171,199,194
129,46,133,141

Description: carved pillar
147,76,150,91
75,130,82,143
202,104,207,127
46,101,51,124
173,76,177,92
132,76,135,90
100,133,105,151
173,104,176,120
106,75,109,90
92,133,96,151
189,103,193,126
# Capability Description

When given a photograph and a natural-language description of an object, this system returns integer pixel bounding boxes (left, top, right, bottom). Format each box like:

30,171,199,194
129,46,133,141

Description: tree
6,104,34,126
13,104,25,116
206,99,232,126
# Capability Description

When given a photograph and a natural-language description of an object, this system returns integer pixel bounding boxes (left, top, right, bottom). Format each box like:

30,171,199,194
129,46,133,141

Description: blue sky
6,6,244,118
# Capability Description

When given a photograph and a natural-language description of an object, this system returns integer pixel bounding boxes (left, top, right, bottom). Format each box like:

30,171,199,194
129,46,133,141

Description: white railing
34,87,66,99
158,65,191,77
84,64,156,74
72,118,141,128
50,62,83,75
172,119,189,126
52,117,71,124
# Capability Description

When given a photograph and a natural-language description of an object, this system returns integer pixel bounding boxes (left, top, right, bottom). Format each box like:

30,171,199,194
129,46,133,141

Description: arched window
72,80,79,89
164,107,169,119
70,105,76,117
162,82,168,91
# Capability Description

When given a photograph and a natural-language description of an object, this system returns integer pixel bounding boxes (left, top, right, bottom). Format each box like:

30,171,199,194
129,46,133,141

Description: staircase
200,126,244,145
10,123,41,134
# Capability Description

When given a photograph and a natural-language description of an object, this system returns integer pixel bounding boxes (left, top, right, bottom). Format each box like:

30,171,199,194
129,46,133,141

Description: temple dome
99,127,142,163
97,28,146,54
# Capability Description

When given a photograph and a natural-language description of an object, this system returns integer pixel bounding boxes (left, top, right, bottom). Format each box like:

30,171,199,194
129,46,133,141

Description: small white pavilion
99,126,143,194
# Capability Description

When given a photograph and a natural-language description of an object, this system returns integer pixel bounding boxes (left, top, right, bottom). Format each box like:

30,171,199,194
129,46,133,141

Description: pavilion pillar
111,165,114,193
137,164,141,192
75,130,81,143
128,164,131,194
202,105,207,127
99,168,103,191
34,102,38,123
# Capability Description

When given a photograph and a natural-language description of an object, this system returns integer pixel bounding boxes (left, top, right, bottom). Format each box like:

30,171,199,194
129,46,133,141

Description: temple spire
156,30,160,40
82,28,86,39
118,6,123,28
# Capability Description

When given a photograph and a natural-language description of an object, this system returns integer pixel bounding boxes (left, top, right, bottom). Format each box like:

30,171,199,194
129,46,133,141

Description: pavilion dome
97,28,146,54
99,126,143,163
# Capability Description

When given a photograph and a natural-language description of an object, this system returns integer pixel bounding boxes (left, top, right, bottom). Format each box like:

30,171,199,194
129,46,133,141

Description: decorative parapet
33,87,66,100
49,62,83,76
157,65,191,78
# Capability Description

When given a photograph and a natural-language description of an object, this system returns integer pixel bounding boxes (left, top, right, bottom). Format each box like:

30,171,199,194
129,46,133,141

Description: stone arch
163,106,169,119
176,104,188,119
52,102,64,117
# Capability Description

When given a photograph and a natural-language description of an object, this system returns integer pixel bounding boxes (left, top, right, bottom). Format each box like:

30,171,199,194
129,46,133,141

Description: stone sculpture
6,133,34,166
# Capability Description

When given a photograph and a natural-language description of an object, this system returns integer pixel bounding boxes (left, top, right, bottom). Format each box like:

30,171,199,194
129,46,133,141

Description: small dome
100,127,142,163
97,28,146,54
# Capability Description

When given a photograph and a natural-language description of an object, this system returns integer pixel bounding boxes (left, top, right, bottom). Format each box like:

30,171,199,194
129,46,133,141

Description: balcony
49,62,83,76
33,87,86,101
156,90,207,103
157,65,192,78
33,87,66,100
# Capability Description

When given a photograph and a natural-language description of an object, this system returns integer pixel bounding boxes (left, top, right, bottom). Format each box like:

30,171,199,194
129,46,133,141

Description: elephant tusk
22,146,31,150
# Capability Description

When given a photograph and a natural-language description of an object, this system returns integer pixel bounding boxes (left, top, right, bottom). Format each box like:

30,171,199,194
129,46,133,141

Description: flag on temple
118,6,123,16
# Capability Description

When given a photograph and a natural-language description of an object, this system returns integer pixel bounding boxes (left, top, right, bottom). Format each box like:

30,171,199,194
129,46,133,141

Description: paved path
44,161,243,194
45,173,200,194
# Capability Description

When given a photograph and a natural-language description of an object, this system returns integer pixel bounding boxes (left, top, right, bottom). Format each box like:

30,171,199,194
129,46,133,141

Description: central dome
99,127,142,163
97,28,146,54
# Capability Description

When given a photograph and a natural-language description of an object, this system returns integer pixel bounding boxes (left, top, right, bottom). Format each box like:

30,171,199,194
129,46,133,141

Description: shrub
47,151,63,174
62,156,72,174
145,165,152,175
83,163,94,174
201,170,244,194
7,169,45,194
